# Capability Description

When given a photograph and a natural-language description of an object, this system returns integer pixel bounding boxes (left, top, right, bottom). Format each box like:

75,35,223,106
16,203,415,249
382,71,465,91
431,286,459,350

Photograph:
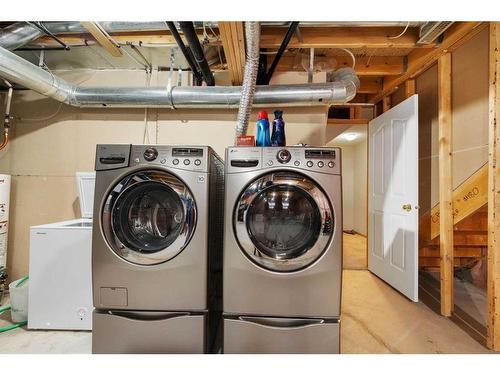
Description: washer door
234,171,334,272
102,170,197,265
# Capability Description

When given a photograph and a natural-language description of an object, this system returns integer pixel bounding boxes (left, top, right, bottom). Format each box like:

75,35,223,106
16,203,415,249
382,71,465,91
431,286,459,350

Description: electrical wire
338,48,356,69
388,21,411,39
16,102,64,122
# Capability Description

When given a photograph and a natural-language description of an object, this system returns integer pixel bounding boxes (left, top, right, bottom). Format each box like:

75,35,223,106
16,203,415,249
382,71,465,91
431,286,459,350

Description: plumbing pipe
166,22,203,86
178,22,215,86
0,80,12,151
262,22,299,85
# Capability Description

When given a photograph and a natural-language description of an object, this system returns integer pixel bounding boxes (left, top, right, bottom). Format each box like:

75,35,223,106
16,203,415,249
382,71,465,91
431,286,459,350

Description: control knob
276,149,291,164
143,147,158,162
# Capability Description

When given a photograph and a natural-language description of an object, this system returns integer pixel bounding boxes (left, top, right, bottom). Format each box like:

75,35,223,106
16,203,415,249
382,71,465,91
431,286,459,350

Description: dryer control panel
129,145,209,172
226,146,341,175
95,144,213,173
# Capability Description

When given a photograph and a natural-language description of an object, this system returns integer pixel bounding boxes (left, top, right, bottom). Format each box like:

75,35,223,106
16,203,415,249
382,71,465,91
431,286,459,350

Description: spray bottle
255,111,271,147
271,110,286,147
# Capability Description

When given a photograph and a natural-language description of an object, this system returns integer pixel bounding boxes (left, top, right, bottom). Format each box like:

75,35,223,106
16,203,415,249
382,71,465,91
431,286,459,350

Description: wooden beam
275,55,404,76
260,26,427,49
327,118,369,125
488,22,500,351
382,96,391,113
405,79,416,99
219,22,245,85
80,22,122,57
358,77,383,94
438,52,454,317
420,164,488,241
369,22,486,104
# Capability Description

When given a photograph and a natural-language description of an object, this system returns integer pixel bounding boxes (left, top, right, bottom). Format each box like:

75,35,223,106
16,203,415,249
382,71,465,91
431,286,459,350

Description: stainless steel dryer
92,144,223,354
223,147,342,354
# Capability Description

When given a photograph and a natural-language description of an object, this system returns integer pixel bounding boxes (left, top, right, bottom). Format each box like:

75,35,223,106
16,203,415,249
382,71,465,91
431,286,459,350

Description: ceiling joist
275,55,405,76
260,26,430,49
80,22,123,57
218,22,245,85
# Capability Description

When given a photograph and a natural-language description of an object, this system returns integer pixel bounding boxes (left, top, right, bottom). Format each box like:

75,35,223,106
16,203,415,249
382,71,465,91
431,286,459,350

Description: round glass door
102,170,197,265
234,171,334,272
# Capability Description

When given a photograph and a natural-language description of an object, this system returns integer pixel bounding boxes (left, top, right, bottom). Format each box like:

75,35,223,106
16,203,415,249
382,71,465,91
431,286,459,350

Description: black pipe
256,48,268,85
166,22,203,86
262,21,299,85
178,21,215,86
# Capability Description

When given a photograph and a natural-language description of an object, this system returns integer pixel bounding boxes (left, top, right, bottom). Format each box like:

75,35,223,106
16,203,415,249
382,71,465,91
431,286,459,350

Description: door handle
238,316,325,328
107,310,191,321
402,204,412,212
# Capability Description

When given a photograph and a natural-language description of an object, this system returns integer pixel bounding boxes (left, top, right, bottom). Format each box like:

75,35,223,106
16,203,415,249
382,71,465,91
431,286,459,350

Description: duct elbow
329,67,359,104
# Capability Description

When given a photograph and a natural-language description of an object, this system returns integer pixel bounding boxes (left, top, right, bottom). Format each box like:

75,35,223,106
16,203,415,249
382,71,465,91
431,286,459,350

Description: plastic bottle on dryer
271,110,286,147
255,111,271,147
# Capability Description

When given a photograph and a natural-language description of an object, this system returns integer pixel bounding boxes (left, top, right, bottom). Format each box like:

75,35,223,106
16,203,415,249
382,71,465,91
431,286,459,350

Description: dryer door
102,169,197,265
234,171,334,272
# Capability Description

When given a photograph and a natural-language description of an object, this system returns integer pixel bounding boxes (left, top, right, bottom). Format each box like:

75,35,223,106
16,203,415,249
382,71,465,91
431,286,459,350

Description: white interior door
368,95,419,302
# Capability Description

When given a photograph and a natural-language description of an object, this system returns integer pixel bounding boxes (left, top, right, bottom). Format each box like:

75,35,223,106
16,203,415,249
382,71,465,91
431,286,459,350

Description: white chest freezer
28,172,95,330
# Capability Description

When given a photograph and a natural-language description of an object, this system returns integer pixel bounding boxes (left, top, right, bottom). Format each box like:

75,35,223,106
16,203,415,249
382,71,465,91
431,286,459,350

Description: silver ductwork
235,22,260,139
0,22,43,50
0,45,359,108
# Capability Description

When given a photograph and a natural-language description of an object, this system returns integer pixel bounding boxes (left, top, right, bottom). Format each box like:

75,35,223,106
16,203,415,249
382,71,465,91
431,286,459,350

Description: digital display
172,148,204,157
305,150,336,159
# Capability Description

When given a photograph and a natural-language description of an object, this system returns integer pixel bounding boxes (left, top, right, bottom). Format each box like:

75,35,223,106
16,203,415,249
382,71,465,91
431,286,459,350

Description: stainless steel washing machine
223,146,342,354
92,144,223,354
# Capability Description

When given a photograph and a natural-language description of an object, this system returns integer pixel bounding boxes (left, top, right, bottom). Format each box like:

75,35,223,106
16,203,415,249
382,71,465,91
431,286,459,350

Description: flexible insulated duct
235,22,260,139
0,45,359,108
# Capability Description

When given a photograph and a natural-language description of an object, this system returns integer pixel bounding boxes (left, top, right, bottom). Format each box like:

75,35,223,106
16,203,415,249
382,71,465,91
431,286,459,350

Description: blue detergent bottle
271,110,286,146
255,110,271,147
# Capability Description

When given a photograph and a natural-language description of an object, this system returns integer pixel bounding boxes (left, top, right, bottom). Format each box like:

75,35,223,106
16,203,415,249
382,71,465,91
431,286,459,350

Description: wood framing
358,77,383,94
438,53,454,317
419,163,488,241
275,55,405,76
487,22,500,351
382,96,391,113
80,22,122,57
327,118,369,125
260,26,427,49
369,22,486,104
218,22,245,85
405,79,416,99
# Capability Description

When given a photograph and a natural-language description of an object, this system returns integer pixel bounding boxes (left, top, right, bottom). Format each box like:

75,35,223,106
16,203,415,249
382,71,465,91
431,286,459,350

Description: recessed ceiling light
342,133,358,141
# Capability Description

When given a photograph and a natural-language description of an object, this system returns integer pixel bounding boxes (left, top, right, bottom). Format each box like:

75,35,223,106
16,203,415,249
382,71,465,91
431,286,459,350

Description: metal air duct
0,45,359,108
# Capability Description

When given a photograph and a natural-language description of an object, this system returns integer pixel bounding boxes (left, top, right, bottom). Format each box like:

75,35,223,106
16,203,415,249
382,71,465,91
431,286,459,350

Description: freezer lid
76,172,96,219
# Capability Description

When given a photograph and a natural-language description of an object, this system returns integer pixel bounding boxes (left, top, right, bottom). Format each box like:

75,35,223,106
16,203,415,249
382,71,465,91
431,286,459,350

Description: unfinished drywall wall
353,139,367,236
417,27,489,216
341,145,355,231
0,69,330,280
328,133,367,235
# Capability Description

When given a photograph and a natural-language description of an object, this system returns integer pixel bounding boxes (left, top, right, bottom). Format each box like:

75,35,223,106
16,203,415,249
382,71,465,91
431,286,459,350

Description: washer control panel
227,147,341,175
130,145,208,172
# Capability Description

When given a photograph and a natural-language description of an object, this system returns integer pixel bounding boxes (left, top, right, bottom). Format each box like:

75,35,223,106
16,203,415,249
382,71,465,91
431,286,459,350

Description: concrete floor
0,234,491,354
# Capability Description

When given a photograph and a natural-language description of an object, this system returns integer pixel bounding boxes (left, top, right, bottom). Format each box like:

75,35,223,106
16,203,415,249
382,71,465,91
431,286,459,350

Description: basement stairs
419,163,488,269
